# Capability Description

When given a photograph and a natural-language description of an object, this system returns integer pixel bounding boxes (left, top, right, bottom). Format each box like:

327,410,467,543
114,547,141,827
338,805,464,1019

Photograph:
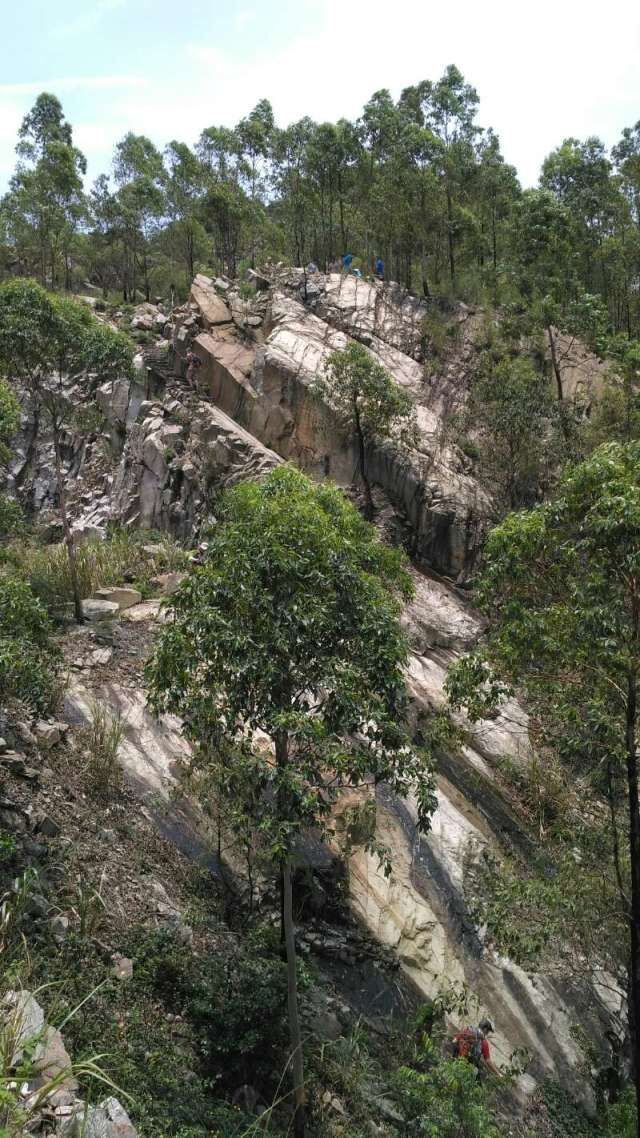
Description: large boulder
189,274,232,329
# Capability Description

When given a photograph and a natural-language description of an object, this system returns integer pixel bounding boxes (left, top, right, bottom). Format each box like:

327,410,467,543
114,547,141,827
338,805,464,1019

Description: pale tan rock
189,274,232,328
93,587,142,611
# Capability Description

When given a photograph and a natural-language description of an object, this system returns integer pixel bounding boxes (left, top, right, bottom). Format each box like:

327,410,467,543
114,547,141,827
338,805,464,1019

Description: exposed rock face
168,278,489,577
110,383,280,535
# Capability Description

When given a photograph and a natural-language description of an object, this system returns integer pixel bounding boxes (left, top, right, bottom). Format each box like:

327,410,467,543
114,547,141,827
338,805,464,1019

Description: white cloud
0,75,147,97
1,0,639,190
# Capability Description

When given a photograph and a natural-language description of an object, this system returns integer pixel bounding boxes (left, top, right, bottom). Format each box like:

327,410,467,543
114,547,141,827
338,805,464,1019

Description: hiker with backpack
452,1018,502,1079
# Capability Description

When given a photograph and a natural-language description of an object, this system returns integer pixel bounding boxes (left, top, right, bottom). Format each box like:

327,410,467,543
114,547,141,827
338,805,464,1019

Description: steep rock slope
11,272,617,1106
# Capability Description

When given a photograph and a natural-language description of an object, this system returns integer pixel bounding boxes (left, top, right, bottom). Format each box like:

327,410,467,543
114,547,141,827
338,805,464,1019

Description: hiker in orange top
452,1018,502,1079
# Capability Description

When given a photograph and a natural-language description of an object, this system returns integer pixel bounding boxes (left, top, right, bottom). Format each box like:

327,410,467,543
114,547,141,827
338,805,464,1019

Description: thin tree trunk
546,324,572,444
546,324,564,403
626,667,640,1138
353,398,373,519
283,857,305,1137
275,731,305,1136
53,421,83,623
446,182,456,287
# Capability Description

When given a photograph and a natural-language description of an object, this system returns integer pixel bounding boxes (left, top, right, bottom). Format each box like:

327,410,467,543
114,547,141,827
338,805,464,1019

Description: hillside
0,267,627,1138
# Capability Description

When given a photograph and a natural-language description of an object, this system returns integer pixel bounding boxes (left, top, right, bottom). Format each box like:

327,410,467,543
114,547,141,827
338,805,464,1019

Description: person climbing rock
452,1018,502,1079
185,349,202,388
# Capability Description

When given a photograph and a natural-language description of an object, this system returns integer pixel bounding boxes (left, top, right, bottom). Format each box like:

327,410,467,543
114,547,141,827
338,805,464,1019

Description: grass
78,701,124,799
1,529,190,616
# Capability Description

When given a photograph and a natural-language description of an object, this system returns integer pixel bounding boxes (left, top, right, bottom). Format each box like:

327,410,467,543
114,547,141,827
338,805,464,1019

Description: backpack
454,1026,484,1065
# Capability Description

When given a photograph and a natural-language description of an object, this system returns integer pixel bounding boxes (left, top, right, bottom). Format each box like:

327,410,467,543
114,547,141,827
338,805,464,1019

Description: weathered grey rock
33,812,61,838
34,721,61,748
50,914,70,943
82,599,120,621
93,587,142,611
64,1096,137,1138
111,954,133,981
122,600,162,623
4,990,45,1064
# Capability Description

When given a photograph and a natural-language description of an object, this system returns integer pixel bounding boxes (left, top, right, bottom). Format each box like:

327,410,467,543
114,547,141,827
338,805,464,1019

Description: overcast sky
1,0,639,191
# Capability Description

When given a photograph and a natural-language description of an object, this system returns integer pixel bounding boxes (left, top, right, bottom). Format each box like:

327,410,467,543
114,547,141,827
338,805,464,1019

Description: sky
1,0,639,191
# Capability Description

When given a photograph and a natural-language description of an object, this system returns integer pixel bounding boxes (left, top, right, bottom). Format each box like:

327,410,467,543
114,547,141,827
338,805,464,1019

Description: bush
129,927,288,1091
0,570,60,711
391,1060,504,1137
0,494,23,538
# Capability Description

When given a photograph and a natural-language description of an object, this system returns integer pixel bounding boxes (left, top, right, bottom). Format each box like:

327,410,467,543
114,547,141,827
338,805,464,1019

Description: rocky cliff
9,270,617,1109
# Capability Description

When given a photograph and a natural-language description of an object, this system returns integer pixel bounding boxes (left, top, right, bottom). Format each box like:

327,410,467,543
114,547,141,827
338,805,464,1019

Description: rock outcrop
166,273,489,577
7,268,617,1107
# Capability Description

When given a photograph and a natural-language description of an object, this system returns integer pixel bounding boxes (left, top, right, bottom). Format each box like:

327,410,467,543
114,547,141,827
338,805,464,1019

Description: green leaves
318,341,417,447
0,379,20,466
0,278,134,398
148,466,435,862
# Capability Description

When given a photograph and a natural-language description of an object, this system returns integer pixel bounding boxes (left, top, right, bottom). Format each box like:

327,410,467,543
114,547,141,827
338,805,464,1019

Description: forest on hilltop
0,64,639,343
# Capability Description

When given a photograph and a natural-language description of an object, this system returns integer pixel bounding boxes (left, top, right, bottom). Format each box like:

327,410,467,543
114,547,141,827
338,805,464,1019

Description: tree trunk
283,857,305,1137
275,731,305,1136
546,324,563,403
626,666,640,1138
53,422,83,623
353,397,373,520
446,182,456,288
546,324,572,444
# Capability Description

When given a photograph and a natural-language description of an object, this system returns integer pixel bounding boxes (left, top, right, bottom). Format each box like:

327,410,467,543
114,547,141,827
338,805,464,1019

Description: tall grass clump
1,530,189,616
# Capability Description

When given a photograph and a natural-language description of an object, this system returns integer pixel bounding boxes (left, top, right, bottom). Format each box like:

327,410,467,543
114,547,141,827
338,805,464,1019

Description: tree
445,442,640,1135
0,279,133,620
462,352,557,509
402,66,481,288
1,93,86,288
317,342,417,518
163,141,207,287
146,465,436,1137
112,133,166,300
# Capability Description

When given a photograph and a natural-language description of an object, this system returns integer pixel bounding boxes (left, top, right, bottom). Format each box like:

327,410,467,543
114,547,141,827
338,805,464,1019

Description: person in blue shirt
342,253,354,273
374,256,384,281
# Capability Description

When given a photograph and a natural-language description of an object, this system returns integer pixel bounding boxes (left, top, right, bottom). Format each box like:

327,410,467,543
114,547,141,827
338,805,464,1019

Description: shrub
79,701,124,798
0,495,23,538
391,1060,504,1137
128,928,288,1091
0,570,60,712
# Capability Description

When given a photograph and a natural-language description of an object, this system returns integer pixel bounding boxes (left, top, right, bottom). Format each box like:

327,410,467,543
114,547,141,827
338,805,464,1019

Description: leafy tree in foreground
317,342,417,519
445,442,640,1136
0,278,133,620
146,465,437,1137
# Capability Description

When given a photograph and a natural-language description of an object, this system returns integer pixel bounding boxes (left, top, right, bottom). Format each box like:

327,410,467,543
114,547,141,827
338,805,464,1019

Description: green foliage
2,530,188,613
0,279,134,397
147,465,436,863
0,379,20,466
462,350,558,508
391,1060,504,1137
78,701,124,798
0,569,60,711
319,342,417,450
0,494,24,538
